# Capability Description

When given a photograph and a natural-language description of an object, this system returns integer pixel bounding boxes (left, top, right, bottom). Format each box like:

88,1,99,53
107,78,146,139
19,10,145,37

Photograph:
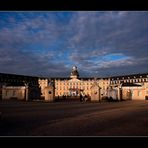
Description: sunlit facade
0,66,148,101
38,66,148,101
53,66,109,98
110,74,148,100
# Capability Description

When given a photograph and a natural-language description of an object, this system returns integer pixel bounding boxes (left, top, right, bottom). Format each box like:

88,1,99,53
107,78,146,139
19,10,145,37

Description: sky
0,11,148,78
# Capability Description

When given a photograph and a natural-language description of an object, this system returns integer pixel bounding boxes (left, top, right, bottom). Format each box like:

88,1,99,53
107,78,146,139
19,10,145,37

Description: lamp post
118,83,122,101
24,82,29,101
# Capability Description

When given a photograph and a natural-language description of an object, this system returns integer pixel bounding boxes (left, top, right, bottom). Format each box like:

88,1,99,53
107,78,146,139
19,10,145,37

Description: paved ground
0,100,148,136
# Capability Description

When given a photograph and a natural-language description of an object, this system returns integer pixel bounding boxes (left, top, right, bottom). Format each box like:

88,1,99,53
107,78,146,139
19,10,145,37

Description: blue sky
0,11,148,77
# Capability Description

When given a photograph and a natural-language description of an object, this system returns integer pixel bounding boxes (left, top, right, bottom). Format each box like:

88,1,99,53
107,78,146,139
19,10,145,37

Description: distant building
0,67,148,101
109,73,148,100
53,66,110,101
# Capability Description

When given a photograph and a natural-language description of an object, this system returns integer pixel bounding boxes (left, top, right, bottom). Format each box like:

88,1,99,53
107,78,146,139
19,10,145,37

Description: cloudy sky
0,11,148,77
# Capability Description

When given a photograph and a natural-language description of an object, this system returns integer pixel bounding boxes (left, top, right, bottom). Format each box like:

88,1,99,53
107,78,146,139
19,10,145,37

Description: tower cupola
70,66,79,79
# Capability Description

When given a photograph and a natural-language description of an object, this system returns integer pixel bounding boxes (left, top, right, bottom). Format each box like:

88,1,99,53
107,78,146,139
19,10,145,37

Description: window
6,91,8,96
132,91,134,97
138,91,142,96
13,91,16,96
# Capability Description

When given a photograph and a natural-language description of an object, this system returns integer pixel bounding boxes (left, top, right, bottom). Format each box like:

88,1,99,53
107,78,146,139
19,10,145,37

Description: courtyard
0,100,148,136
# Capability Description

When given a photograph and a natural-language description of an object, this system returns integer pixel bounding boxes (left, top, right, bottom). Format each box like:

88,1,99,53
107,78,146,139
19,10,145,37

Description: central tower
70,66,79,79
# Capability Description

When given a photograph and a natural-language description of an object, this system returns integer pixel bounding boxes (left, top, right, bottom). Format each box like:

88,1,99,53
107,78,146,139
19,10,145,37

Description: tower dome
70,66,79,79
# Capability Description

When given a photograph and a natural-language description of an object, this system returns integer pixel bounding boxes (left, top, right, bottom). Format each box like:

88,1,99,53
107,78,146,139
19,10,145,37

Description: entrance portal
69,88,83,97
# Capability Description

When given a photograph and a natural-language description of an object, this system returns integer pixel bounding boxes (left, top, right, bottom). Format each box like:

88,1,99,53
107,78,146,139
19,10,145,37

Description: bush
101,96,119,102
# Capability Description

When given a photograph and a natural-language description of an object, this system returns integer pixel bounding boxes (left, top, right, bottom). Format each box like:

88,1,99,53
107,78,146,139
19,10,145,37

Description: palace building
53,66,109,101
0,66,148,101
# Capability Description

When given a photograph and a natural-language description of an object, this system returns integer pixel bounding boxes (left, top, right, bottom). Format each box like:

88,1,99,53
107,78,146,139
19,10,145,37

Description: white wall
2,86,26,100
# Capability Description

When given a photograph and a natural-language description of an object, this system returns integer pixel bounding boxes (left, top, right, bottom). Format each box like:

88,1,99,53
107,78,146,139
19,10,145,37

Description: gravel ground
0,100,148,136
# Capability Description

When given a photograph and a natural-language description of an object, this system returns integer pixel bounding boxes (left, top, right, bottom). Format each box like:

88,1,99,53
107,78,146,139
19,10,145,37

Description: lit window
138,91,142,96
132,92,134,97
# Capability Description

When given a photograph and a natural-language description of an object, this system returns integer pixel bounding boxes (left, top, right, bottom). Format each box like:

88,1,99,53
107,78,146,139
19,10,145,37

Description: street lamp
24,82,29,101
119,83,122,101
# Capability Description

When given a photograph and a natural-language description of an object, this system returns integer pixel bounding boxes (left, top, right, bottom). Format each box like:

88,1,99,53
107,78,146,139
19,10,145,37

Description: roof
109,73,148,80
122,83,142,87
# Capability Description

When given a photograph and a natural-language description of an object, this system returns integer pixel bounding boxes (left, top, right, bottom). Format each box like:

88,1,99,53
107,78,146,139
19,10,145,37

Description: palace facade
0,66,148,101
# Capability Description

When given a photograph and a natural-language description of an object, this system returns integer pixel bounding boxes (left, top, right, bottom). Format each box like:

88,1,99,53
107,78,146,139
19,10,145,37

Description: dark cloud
0,12,148,77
